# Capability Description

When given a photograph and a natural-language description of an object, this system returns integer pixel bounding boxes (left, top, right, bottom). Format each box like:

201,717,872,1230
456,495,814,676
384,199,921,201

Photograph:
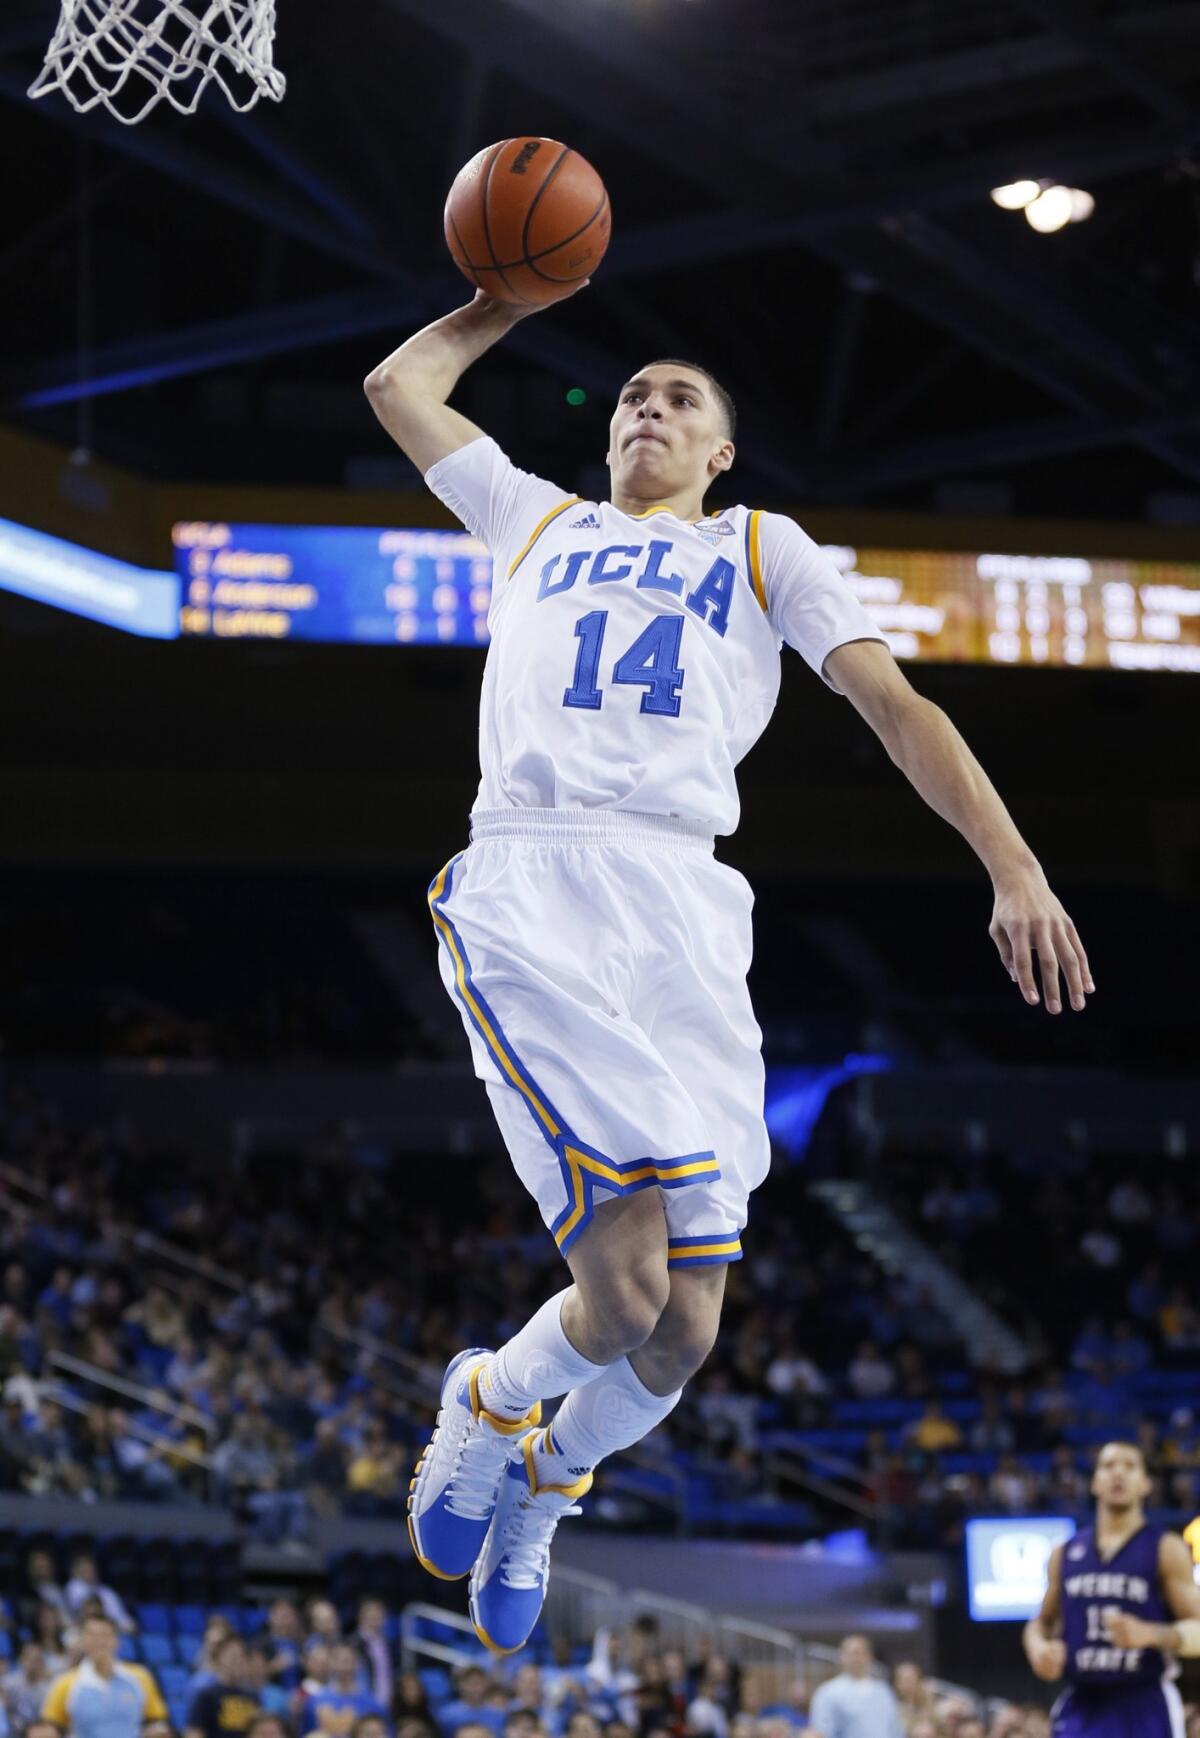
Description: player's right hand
1029,1638,1066,1681
469,280,591,321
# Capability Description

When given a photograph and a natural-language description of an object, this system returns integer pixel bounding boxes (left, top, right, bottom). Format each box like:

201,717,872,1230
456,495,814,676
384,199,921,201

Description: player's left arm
825,638,1094,1015
1105,1533,1200,1654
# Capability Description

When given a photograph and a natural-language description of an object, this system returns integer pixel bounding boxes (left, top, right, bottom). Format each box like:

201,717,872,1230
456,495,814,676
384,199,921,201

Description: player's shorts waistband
469,806,714,853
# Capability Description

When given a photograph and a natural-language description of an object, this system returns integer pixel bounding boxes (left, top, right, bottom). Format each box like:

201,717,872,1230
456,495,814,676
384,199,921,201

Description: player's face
1092,1443,1150,1510
607,366,733,499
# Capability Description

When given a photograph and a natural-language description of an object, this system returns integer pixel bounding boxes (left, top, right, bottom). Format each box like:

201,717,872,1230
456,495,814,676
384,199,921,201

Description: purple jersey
1061,1523,1169,1686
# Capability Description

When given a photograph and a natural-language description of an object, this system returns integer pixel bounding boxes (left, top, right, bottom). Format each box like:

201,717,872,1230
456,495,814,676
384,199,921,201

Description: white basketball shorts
428,807,771,1267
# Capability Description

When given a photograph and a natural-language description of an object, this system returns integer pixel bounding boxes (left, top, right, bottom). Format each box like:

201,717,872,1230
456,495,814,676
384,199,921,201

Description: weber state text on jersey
424,437,887,837
1062,1524,1170,1684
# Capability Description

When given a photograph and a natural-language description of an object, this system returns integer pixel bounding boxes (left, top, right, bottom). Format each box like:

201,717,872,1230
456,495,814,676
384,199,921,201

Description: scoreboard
174,521,493,645
173,521,1200,671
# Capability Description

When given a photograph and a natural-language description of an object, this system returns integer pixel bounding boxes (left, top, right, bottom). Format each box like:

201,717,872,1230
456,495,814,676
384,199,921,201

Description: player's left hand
989,862,1094,1014
1103,1611,1158,1649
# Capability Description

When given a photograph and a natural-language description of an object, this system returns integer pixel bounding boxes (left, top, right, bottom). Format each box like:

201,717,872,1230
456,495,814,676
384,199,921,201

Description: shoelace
444,1420,520,1521
498,1492,582,1590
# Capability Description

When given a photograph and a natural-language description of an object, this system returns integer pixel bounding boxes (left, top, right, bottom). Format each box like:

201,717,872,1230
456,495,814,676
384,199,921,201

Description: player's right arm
365,291,553,474
1023,1543,1067,1682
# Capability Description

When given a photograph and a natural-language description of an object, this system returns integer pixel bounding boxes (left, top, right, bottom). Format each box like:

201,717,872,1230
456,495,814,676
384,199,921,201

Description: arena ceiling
3,0,1200,519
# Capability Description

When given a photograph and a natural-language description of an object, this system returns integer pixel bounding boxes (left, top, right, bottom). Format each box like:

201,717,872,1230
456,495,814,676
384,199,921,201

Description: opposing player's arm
825,638,1094,1016
1022,1543,1066,1681
1105,1533,1200,1654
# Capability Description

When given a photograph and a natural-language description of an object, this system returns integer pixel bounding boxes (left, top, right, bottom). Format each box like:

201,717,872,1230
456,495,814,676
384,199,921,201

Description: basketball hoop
28,0,286,126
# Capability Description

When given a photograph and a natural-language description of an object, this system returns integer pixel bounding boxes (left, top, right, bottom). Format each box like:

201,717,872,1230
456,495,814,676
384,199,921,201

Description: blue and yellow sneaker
468,1433,592,1654
407,1348,542,1581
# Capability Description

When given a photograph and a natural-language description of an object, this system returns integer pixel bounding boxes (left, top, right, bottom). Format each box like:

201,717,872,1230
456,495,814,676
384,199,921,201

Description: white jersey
424,435,887,836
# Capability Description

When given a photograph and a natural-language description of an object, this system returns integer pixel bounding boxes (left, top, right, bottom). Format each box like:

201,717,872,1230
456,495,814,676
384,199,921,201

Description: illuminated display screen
173,521,492,644
0,516,176,638
966,1516,1076,1621
174,522,1200,670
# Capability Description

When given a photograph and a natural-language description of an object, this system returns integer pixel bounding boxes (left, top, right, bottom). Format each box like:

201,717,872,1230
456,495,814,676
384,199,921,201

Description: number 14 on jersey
563,610,685,717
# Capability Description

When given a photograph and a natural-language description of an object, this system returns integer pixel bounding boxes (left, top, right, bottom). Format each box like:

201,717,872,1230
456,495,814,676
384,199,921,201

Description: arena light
1024,185,1075,233
990,180,1041,211
1069,188,1095,223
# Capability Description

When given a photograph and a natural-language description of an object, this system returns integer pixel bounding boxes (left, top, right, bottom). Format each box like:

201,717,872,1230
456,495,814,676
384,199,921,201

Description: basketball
444,137,611,307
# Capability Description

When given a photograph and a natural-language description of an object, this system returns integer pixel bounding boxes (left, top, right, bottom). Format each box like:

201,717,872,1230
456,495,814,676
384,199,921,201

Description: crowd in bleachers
3,1567,1195,1738
0,1078,1198,1548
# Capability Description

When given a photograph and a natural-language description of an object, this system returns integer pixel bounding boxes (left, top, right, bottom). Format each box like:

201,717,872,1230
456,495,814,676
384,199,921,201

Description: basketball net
28,0,286,126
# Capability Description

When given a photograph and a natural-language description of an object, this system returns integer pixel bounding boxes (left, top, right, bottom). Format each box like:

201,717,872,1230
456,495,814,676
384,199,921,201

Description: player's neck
1097,1504,1145,1540
610,485,707,523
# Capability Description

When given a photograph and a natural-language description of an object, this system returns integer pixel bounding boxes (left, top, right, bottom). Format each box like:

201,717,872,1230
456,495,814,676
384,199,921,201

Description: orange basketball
444,138,611,308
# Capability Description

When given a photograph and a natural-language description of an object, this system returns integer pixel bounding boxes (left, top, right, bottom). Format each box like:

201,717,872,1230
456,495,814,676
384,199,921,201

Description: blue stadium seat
159,1667,191,1697
141,1635,176,1666
174,1604,207,1635
117,1637,138,1662
0,1633,11,1661
139,1604,172,1633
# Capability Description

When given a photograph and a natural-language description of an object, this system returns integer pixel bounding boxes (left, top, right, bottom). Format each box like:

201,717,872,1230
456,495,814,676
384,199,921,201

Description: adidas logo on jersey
570,511,601,530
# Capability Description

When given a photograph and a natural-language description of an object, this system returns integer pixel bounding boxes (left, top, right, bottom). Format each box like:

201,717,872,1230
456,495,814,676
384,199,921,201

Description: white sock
478,1289,607,1419
532,1356,682,1482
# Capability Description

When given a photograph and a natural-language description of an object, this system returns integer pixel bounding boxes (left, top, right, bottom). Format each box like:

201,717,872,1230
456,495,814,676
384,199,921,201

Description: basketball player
364,287,1094,1654
1025,1441,1200,1735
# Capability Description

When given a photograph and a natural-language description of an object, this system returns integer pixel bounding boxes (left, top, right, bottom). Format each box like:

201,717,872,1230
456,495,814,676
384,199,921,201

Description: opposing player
1024,1441,1200,1735
365,288,1094,1654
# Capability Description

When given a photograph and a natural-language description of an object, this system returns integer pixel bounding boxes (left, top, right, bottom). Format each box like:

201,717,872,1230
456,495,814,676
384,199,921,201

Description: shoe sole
406,1347,491,1581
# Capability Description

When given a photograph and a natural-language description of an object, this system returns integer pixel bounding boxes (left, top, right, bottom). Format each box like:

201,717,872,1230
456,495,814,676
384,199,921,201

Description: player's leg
533,1263,726,1474
407,1185,670,1584
471,1257,729,1654
479,1186,671,1419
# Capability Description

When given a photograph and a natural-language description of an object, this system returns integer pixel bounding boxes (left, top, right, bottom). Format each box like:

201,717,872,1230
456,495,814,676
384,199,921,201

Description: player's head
607,360,736,502
1092,1440,1150,1512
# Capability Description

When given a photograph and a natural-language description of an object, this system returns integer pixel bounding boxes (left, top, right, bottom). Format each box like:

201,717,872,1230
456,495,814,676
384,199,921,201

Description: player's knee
669,1316,720,1381
587,1262,670,1357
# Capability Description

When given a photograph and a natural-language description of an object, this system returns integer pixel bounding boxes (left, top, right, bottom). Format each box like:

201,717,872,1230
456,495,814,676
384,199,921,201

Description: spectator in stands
685,1661,735,1738
188,1618,236,1698
352,1602,392,1714
302,1644,384,1738
393,1675,432,1728
106,1410,186,1504
304,1423,348,1517
1044,1444,1087,1509
969,1392,1014,1456
305,1606,341,1649
264,1602,303,1693
31,1608,67,1678
63,1558,134,1634
245,1645,291,1719
246,1718,292,1738
905,1403,962,1454
20,1557,67,1631
185,1636,262,1738
437,1673,503,1738
764,1341,828,1422
0,1394,36,1490
4,1643,53,1731
42,1614,166,1738
808,1637,902,1738
354,1719,390,1738
988,1453,1037,1512
847,1343,895,1400
890,1662,934,1732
